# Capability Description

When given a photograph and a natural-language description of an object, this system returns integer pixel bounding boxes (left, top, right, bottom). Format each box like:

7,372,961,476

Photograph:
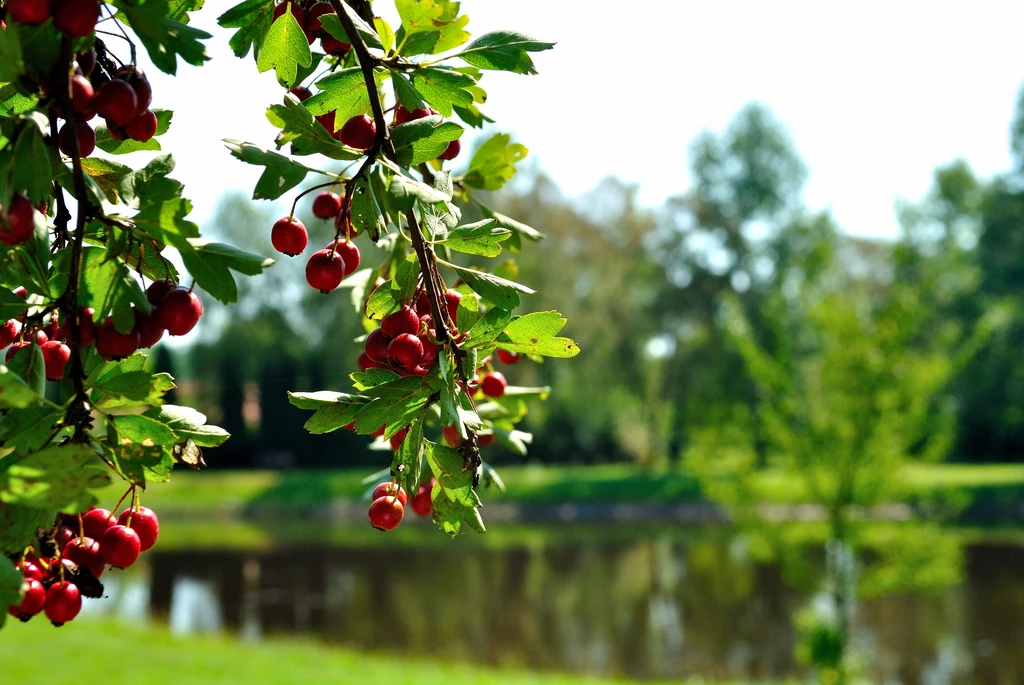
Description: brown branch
344,0,374,25
48,112,72,249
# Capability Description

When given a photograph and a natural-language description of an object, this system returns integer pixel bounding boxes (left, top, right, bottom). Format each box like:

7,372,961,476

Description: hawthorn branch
48,113,72,249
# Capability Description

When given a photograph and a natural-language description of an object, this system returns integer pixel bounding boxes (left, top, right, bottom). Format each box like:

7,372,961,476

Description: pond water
81,525,1024,684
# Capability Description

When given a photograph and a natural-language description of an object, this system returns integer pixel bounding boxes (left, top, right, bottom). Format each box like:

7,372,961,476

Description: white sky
139,1,1024,239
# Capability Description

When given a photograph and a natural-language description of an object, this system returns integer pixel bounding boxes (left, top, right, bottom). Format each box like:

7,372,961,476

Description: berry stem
289,179,339,218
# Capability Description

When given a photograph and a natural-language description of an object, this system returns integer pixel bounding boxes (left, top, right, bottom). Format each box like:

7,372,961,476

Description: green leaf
431,494,485,537
0,503,54,557
374,17,396,53
256,9,312,88
350,174,386,240
287,391,368,434
0,365,42,409
396,0,445,34
92,369,175,409
0,25,23,82
463,306,513,347
0,405,62,452
353,376,439,437
477,202,543,244
464,133,528,191
7,343,44,397
437,219,510,257
424,441,479,506
0,288,29,321
115,0,212,75
390,414,424,495
387,169,451,211
500,311,580,358
398,29,440,57
144,404,230,448
80,157,134,204
95,110,173,155
223,139,316,200
392,71,427,111
391,252,420,303
266,98,360,160
0,444,110,513
456,30,554,75
288,390,355,409
304,67,383,128
320,10,382,51
447,264,534,309
10,122,51,205
217,0,275,59
391,116,463,166
411,67,475,117
176,238,274,304
0,550,23,627
106,440,174,486
114,414,179,447
365,280,402,320
434,14,470,53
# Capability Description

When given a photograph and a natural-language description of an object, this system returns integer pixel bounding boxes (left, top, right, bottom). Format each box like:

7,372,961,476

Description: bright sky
140,1,1024,239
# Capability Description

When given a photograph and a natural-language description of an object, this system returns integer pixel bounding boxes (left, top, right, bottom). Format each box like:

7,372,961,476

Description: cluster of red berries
0,280,201,377
356,288,459,377
367,478,437,531
271,189,363,294
6,504,159,627
273,0,350,58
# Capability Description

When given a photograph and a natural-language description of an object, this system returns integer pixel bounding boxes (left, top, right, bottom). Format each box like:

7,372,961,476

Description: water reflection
86,530,1022,684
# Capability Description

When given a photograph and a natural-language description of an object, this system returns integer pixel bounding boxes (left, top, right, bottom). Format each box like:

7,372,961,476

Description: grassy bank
95,463,1024,516
0,619,774,685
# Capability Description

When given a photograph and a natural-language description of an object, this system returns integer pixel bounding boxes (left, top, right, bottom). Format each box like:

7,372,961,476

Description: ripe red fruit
7,0,54,24
312,191,342,219
371,482,408,505
63,537,104,578
114,66,152,115
339,114,375,150
96,319,140,360
70,74,94,113
443,424,461,447
272,216,308,256
43,319,63,342
105,118,128,141
19,560,44,582
0,320,17,348
100,524,141,568
330,240,360,275
357,352,378,371
5,341,31,364
444,290,462,324
305,2,334,32
125,110,158,142
82,508,117,540
1,194,36,246
438,138,461,161
76,48,96,76
57,525,76,548
415,290,431,316
364,328,391,364
53,0,100,36
497,349,520,364
146,279,176,306
305,249,345,293
288,86,312,102
159,287,203,336
368,496,404,531
418,337,439,367
321,34,351,56
410,488,433,516
387,333,423,369
7,579,47,620
44,581,81,625
381,305,419,338
77,307,97,346
315,111,337,134
272,0,306,25
133,310,165,349
478,432,495,447
95,79,138,126
481,372,507,398
394,104,433,125
117,506,159,552
58,120,95,158
40,340,71,381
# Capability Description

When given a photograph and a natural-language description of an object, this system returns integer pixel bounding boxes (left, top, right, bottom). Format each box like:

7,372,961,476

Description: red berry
43,319,63,342
288,86,312,102
7,579,46,620
95,319,140,360
5,341,31,364
1,194,36,246
0,320,18,348
312,191,342,219
40,340,70,381
364,329,391,364
478,432,495,447
368,496,404,531
63,537,104,578
481,372,507,398
419,337,439,367
339,114,375,150
56,525,76,548
414,291,431,316
357,352,378,371
125,110,158,142
78,307,97,346
76,48,96,76
438,138,461,161
53,0,100,36
105,118,128,141
381,305,419,338
330,240,360,275
444,291,462,325
315,111,337,134
100,524,141,568
410,488,433,516
387,333,423,369
82,508,116,540
58,121,95,157
18,560,44,582
117,506,159,552
305,249,345,293
133,309,164,348
371,481,407,505
7,0,53,24
70,74,94,113
44,581,81,625
114,66,152,116
158,287,203,336
394,104,433,125
272,216,308,256
305,1,334,32
34,329,49,346
443,424,461,447
95,80,138,126
321,34,351,56
497,349,520,364
146,279,176,306
273,0,306,25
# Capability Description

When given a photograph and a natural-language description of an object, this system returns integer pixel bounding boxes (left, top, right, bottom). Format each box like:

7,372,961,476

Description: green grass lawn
0,619,775,685
95,462,1024,517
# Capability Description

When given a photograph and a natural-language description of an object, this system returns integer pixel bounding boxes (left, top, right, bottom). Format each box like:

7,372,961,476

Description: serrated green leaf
144,404,230,447
80,157,134,204
114,414,180,446
116,1,212,75
411,67,475,117
391,116,463,166
463,306,513,347
223,139,316,200
391,414,424,494
217,0,275,59
425,440,479,507
455,30,554,74
0,25,23,82
365,278,402,320
266,97,360,160
464,133,528,191
305,67,383,128
0,503,54,557
10,123,51,205
320,9,382,51
374,16,396,53
447,264,533,309
256,9,312,87
436,219,509,257
500,310,580,358
94,109,173,155
0,549,24,627
0,405,62,452
7,343,44,397
0,444,110,513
